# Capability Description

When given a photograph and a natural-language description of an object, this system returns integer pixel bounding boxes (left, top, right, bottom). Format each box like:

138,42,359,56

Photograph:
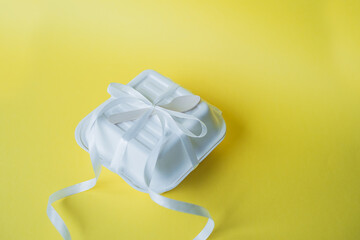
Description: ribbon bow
93,82,208,176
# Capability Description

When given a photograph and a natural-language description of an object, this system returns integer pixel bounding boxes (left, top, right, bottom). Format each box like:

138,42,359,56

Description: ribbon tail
144,114,214,240
149,190,215,240
47,178,98,240
47,123,102,240
46,162,101,240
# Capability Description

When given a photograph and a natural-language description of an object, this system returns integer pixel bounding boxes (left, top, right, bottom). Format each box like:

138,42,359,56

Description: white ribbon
47,83,214,239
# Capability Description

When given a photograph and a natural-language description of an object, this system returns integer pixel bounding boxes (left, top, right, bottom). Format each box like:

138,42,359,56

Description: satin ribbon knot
89,82,208,176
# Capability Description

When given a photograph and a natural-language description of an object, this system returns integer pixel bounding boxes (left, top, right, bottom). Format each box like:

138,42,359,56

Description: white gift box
48,70,226,240
75,70,226,193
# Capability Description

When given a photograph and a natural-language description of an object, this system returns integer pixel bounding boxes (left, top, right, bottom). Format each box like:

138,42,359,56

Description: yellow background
1,0,360,239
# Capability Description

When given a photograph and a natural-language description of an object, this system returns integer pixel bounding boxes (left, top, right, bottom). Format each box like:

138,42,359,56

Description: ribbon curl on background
47,82,214,240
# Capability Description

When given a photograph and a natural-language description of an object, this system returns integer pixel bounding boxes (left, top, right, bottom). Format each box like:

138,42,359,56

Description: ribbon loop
107,86,206,140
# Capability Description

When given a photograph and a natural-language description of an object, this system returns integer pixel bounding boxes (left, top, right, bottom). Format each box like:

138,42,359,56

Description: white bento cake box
47,70,226,240
75,70,226,193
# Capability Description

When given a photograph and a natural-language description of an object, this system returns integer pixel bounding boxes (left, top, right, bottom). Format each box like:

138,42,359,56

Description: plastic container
75,70,226,193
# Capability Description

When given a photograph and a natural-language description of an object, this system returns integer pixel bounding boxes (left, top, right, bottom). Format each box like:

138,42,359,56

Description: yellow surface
1,1,360,239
